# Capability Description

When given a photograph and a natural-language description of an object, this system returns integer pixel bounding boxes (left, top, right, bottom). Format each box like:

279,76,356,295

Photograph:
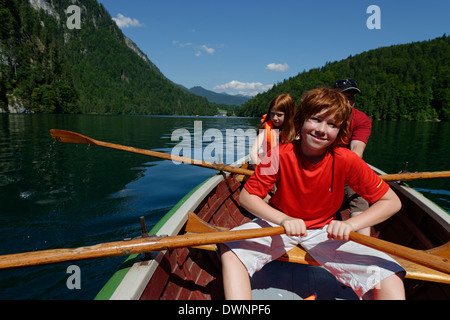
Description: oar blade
50,129,96,145
50,129,255,175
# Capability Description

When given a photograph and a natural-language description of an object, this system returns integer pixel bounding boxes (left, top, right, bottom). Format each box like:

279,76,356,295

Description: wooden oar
50,129,253,176
348,232,450,275
0,226,285,270
3,213,449,279
51,129,449,181
185,213,450,276
379,171,450,182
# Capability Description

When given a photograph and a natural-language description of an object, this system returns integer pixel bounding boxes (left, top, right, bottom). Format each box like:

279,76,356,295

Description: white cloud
213,80,273,96
265,63,289,72
112,13,143,28
174,42,219,56
194,45,215,57
201,45,215,55
172,41,192,47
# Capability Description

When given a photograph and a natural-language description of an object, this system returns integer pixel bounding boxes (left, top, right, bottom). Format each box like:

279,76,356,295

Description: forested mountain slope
237,36,450,121
0,0,217,115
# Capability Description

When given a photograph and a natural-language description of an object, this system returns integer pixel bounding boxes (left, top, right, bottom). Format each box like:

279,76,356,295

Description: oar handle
186,212,450,276
349,232,450,275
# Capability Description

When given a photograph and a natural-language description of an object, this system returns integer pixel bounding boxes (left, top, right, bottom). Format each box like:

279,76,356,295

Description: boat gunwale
95,174,225,300
96,157,248,300
369,165,450,234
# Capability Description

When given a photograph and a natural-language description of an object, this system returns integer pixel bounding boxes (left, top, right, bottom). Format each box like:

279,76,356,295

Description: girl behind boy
250,94,296,165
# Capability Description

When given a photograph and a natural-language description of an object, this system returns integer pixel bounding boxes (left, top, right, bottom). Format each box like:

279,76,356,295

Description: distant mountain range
187,86,251,106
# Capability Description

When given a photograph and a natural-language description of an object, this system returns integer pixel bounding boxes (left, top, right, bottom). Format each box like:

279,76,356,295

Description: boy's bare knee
220,245,240,266
374,272,405,300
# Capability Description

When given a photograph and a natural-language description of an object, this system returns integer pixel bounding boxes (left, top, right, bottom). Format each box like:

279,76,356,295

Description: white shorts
224,219,405,298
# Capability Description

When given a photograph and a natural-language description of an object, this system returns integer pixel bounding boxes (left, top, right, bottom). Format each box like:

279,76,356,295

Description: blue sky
97,0,450,96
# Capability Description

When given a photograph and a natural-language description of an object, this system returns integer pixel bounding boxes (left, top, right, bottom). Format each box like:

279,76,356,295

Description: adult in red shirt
333,79,371,158
333,79,372,235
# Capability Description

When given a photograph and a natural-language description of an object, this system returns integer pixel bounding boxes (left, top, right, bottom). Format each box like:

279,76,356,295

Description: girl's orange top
261,114,283,151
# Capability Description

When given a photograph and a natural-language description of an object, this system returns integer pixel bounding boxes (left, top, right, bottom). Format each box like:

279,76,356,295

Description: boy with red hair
220,87,405,300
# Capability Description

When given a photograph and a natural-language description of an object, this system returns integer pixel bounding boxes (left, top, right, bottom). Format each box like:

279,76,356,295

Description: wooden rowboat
95,159,450,300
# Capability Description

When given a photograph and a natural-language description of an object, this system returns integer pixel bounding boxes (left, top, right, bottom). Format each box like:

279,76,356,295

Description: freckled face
300,109,340,158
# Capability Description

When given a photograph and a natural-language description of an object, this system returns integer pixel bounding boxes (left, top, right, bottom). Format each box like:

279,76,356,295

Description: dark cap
332,79,361,94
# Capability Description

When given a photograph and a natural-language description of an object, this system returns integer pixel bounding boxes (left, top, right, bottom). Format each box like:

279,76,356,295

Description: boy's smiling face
300,108,340,163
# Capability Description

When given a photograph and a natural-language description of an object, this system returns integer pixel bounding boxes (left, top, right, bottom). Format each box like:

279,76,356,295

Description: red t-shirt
347,108,372,145
244,141,388,229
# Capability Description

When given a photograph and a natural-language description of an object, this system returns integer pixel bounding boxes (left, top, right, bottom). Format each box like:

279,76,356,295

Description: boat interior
139,172,450,300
